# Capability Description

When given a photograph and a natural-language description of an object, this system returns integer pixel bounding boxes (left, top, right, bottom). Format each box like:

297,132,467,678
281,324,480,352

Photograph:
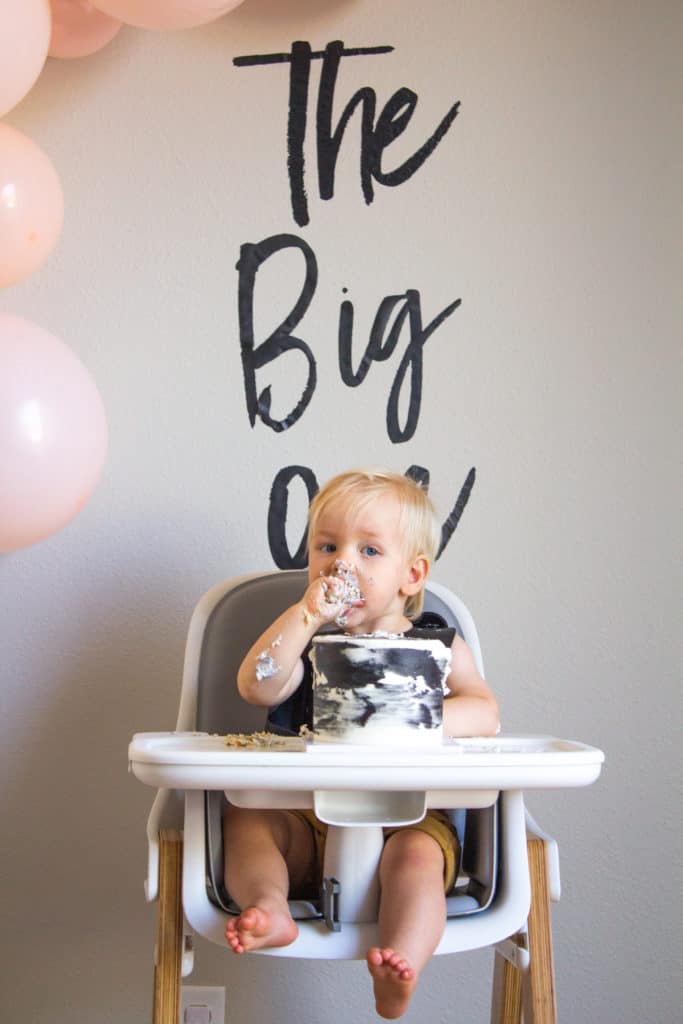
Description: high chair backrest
178,570,484,734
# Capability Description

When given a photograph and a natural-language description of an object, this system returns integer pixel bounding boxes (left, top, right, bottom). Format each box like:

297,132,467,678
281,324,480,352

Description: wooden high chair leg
521,838,557,1023
490,837,557,1024
153,829,184,1024
491,950,523,1023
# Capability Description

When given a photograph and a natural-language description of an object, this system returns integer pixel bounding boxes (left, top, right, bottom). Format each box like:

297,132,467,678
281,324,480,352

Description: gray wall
1,1,680,1021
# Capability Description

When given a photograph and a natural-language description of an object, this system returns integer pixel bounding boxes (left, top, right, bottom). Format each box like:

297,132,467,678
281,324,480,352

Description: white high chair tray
129,732,604,800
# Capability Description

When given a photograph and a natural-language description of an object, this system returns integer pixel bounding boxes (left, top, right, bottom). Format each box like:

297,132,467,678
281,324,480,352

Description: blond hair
308,468,440,617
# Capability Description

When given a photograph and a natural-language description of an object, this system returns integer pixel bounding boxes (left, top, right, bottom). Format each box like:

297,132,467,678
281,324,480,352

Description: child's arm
236,575,363,707
443,635,500,737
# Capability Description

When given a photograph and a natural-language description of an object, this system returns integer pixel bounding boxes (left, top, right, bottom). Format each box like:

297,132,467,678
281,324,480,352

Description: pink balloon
49,1,122,59
90,0,245,31
0,124,64,289
0,314,108,552
0,0,51,117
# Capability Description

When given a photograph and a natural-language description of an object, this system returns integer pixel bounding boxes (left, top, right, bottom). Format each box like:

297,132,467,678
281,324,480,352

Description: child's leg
222,805,316,953
367,829,447,1019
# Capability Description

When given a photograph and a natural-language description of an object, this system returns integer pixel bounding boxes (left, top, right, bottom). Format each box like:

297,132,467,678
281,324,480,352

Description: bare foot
366,947,417,1019
225,904,298,954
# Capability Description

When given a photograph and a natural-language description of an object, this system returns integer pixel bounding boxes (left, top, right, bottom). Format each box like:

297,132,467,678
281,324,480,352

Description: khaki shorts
290,809,461,895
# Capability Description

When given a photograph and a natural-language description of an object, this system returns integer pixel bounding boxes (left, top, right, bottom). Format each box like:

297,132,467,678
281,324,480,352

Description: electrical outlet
180,986,225,1024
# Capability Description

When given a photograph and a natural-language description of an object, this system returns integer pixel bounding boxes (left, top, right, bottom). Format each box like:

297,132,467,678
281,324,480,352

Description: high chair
128,570,604,1024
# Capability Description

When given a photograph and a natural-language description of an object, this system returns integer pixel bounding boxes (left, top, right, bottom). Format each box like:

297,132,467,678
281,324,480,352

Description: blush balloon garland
89,1,246,32
0,0,250,549
49,1,123,60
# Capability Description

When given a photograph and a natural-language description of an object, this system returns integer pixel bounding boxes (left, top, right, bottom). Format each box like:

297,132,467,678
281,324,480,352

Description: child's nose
332,555,357,576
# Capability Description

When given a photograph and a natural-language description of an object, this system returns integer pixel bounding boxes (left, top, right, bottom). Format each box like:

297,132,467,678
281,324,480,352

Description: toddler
223,468,499,1018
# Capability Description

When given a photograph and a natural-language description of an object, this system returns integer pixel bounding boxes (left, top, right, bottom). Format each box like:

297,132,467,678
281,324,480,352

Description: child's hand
301,576,363,626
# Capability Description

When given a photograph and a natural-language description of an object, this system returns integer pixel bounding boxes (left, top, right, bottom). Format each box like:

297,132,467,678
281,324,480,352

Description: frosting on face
325,560,364,626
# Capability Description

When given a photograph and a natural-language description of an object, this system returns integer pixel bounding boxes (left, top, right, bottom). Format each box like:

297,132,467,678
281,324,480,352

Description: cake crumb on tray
223,731,307,751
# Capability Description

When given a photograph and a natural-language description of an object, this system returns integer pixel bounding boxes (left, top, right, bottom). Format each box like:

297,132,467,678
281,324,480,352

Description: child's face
307,493,425,633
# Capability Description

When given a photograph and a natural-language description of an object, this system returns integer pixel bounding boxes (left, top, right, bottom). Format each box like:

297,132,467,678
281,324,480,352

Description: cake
310,633,451,746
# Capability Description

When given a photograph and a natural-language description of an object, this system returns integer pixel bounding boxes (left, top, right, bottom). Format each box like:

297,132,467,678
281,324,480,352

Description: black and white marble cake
310,633,451,746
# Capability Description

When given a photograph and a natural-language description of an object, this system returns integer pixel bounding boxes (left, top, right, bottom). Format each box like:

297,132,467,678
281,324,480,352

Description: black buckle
320,877,341,932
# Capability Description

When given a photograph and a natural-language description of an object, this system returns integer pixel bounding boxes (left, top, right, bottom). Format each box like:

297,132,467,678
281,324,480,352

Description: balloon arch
0,1,249,552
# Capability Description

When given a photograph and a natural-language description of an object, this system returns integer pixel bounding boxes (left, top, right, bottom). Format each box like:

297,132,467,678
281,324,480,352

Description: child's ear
402,555,429,596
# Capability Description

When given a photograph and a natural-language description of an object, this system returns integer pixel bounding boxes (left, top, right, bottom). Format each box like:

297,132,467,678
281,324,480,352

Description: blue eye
362,545,379,557
320,543,336,553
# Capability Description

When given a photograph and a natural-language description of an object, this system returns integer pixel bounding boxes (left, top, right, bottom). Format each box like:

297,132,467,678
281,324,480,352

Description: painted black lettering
237,233,317,433
234,41,460,226
268,465,319,569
